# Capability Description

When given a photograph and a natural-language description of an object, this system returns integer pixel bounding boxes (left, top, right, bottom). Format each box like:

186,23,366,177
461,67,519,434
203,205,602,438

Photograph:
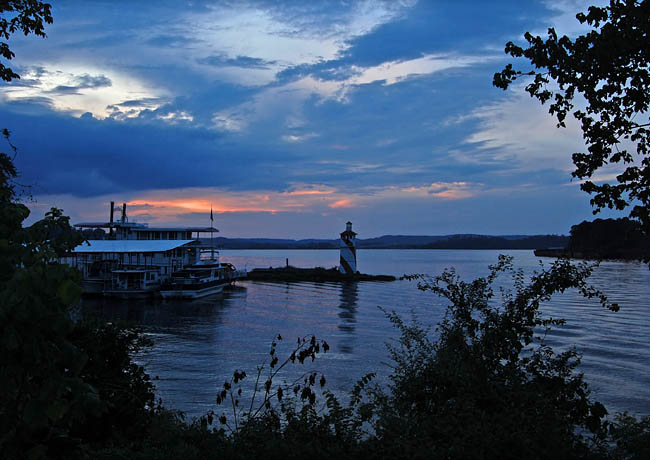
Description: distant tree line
201,235,569,250
569,218,650,260
421,235,568,250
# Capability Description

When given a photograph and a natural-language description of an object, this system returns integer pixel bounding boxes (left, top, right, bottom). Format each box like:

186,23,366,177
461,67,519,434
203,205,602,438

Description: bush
370,256,615,459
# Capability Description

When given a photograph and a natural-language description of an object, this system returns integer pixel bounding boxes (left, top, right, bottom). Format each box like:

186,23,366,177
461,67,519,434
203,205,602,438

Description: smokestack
121,203,127,223
109,201,115,224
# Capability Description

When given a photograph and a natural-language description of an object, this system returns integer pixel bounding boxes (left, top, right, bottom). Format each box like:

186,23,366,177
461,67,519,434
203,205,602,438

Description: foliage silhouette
211,334,330,433
0,136,158,459
0,0,52,82
569,217,650,259
371,256,616,459
494,0,650,234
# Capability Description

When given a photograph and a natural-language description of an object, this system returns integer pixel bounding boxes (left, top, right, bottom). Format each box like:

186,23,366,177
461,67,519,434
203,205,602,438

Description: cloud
182,1,414,86
4,107,302,198
210,52,488,133
329,199,354,208
538,0,609,37
145,33,191,48
401,181,480,200
115,97,164,108
347,54,491,86
211,75,344,132
47,74,112,95
156,110,194,123
2,66,167,118
462,83,586,171
281,132,319,143
27,179,485,229
197,55,278,69
283,188,335,196
127,197,281,215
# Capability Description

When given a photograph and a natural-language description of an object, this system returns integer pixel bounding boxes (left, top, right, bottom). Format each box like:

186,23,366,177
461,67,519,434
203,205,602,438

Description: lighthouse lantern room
339,221,357,275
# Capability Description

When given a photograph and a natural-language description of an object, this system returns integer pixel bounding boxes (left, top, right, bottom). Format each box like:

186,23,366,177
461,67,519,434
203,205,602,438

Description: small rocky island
247,266,396,283
246,222,395,283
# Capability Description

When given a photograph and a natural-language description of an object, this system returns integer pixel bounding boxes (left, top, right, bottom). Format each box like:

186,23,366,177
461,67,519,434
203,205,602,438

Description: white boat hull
160,281,229,299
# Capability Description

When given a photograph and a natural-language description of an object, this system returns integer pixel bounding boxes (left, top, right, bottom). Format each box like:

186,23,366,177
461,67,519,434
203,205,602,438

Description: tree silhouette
1,0,52,82
494,0,650,233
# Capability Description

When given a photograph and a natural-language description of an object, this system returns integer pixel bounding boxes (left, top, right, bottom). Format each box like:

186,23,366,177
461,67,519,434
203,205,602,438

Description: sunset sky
1,0,618,238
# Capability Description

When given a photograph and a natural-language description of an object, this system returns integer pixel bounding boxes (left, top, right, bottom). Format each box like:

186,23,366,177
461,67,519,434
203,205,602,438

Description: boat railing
199,248,219,262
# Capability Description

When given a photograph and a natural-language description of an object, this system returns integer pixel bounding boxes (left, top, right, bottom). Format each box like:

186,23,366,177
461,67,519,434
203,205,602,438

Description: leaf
26,444,47,460
46,400,69,421
57,279,81,305
23,399,47,428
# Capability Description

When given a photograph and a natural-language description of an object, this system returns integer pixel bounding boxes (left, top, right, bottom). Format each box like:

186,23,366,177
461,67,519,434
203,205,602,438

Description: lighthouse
339,221,357,275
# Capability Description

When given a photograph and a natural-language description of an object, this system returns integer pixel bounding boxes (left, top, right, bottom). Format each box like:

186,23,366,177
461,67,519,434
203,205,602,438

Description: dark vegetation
0,0,51,81
569,218,650,259
537,218,650,259
247,266,395,282
494,0,650,239
79,228,106,240
0,141,157,457
2,1,650,459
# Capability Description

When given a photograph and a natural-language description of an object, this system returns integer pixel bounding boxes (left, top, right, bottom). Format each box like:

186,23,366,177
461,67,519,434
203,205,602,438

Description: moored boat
160,251,246,299
63,201,245,298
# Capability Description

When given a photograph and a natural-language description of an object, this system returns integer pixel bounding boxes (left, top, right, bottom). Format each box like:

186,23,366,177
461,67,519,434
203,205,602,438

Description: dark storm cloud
46,74,112,94
73,74,112,89
341,1,550,66
3,105,302,197
1,96,56,114
45,74,112,95
6,66,47,87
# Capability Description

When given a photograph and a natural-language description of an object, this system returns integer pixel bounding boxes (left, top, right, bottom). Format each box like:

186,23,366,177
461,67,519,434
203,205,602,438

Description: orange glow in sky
127,198,279,215
102,181,479,228
329,199,353,208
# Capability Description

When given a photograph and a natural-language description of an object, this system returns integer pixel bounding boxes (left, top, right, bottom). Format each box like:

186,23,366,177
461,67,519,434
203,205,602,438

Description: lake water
83,249,650,420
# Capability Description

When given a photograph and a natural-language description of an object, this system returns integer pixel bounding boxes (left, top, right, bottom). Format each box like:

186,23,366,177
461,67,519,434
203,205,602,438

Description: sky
0,0,620,238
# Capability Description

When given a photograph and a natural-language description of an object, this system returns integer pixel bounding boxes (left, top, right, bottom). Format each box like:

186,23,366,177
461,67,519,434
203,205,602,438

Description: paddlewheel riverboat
62,202,245,298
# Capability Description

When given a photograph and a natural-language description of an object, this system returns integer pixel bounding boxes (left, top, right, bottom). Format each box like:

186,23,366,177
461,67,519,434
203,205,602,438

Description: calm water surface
83,249,650,420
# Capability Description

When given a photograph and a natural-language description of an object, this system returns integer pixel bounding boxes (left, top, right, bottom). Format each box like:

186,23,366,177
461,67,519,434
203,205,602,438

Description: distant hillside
200,234,569,250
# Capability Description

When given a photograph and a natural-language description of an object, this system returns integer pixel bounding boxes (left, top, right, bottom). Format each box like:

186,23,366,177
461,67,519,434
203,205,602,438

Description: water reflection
80,289,237,334
337,282,359,354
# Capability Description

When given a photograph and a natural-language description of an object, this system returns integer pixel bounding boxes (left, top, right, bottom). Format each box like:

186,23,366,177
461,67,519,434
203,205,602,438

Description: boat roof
130,226,219,232
72,240,197,253
74,222,218,232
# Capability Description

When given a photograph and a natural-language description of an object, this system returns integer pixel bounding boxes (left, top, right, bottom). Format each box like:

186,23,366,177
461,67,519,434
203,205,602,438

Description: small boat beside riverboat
160,252,246,299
